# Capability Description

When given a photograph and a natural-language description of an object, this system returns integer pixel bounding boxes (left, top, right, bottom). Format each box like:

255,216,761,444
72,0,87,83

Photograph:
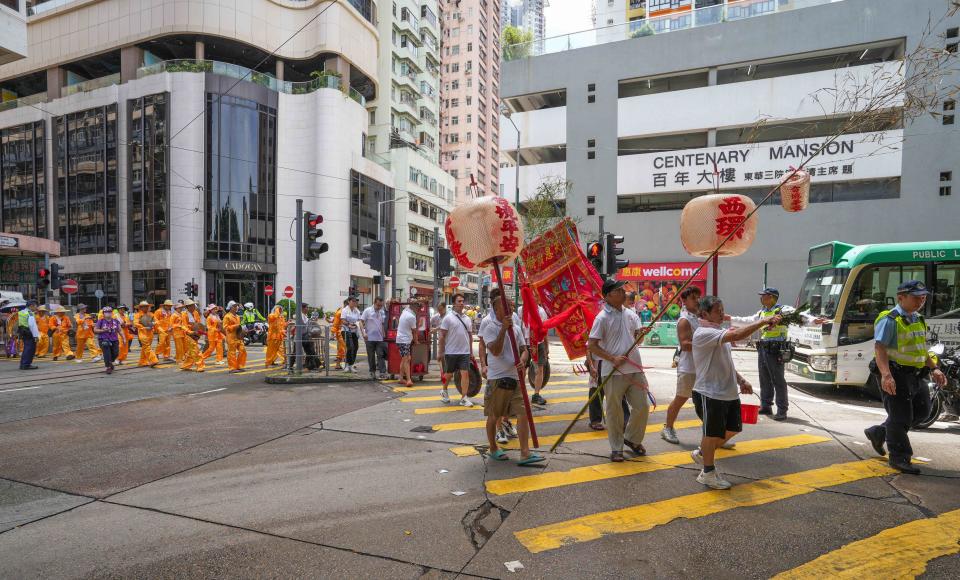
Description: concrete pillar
45,66,64,101
275,59,284,81
708,66,717,86
120,45,144,82
323,56,351,88
195,40,205,61
707,128,717,147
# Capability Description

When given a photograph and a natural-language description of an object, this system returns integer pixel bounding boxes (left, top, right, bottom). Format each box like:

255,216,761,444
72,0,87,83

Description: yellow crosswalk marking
449,419,703,457
514,458,897,553
403,386,587,403
393,377,585,392
433,403,694,432
413,396,589,415
487,434,830,495
773,508,960,579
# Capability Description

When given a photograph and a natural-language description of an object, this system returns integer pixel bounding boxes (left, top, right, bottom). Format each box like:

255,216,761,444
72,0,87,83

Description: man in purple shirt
94,306,122,374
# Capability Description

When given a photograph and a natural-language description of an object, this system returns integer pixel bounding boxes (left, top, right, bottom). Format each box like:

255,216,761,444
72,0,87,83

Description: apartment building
501,0,548,43
439,0,502,202
0,0,390,311
501,0,959,314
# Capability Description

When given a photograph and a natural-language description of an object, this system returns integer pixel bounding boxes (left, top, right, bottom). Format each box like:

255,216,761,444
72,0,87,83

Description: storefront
204,261,275,314
618,261,707,321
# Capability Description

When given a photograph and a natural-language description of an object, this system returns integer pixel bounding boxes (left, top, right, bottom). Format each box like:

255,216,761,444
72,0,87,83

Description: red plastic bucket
741,400,760,425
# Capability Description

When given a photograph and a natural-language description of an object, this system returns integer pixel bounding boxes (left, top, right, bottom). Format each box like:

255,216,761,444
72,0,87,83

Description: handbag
453,313,483,397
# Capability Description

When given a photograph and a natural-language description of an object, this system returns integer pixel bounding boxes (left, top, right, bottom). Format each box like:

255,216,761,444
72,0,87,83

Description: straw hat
55,305,67,313
137,301,151,308
37,305,48,312
183,299,196,307
162,299,174,306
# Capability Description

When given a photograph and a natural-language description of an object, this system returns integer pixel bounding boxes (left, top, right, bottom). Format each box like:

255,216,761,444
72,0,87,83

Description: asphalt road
1,343,958,578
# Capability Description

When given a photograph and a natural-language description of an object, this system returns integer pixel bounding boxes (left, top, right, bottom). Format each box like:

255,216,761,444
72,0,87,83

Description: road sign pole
295,199,304,374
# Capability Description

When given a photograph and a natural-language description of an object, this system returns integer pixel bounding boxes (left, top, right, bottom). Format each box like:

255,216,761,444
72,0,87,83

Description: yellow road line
487,434,830,495
433,403,694,432
514,458,897,553
413,395,588,415
393,377,584,392
403,386,588,403
383,374,575,385
449,419,703,457
774,508,960,578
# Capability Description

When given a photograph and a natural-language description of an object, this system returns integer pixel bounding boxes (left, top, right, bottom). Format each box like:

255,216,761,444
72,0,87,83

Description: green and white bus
787,241,960,390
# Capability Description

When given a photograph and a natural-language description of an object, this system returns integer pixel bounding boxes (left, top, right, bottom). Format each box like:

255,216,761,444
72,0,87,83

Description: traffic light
50,262,63,290
38,267,50,289
436,247,454,278
605,233,628,274
191,282,199,297
362,241,385,272
587,241,604,275
480,284,490,309
303,211,328,261
184,281,194,298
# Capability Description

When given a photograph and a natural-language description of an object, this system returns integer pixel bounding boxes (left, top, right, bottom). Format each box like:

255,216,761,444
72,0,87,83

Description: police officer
864,280,946,474
731,287,823,421
18,299,40,370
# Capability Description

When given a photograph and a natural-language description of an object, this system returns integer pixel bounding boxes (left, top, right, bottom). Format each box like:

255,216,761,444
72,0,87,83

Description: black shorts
692,391,742,438
532,342,549,367
397,342,411,357
444,354,472,372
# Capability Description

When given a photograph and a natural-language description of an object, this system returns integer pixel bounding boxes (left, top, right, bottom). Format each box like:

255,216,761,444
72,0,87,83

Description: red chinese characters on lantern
789,185,804,211
715,196,748,239
495,197,522,254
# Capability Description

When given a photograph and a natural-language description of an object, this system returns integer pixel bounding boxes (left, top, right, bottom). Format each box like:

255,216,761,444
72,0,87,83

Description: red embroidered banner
520,219,604,359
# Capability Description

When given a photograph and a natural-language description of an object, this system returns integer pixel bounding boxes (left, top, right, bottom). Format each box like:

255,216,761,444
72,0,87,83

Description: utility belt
869,358,930,379
758,340,794,363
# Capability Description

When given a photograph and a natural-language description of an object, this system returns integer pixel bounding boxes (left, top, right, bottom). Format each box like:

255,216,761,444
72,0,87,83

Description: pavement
0,341,958,578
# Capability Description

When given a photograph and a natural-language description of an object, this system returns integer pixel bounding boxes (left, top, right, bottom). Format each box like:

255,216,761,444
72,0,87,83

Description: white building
0,0,388,313
368,0,455,301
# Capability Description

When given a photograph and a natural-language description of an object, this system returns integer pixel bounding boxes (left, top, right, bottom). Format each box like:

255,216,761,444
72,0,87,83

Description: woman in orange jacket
265,305,287,366
50,306,75,360
35,305,50,357
201,304,225,365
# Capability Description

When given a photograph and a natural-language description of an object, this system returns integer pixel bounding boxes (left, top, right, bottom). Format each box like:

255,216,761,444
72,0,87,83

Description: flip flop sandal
625,440,646,456
589,422,605,431
610,451,625,463
489,449,509,461
517,453,545,466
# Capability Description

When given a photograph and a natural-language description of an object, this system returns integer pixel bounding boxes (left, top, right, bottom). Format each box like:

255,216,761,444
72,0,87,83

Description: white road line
0,386,41,394
190,388,226,396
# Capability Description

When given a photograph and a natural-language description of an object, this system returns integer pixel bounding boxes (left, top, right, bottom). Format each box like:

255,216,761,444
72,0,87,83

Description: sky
544,0,595,38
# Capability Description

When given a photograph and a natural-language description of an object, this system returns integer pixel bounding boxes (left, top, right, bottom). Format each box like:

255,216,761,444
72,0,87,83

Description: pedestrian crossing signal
587,242,604,274
38,267,50,289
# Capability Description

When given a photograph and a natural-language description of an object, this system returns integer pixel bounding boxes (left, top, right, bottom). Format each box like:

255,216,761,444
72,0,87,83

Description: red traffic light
588,242,603,258
308,214,323,228
38,268,50,277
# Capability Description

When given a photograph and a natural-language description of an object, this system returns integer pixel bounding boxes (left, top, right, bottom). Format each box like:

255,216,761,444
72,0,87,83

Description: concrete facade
501,0,960,315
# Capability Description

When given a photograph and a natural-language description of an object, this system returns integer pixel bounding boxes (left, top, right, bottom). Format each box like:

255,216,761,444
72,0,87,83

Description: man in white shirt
519,303,550,405
340,296,362,373
438,293,475,406
588,278,650,462
359,296,387,379
691,295,780,490
479,287,543,465
430,302,446,336
396,301,420,386
662,286,702,445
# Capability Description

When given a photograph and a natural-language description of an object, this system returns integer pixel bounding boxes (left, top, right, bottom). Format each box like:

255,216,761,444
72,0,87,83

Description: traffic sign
264,284,274,296
61,279,79,295
409,287,418,296
283,285,294,298
449,275,460,288
94,289,104,299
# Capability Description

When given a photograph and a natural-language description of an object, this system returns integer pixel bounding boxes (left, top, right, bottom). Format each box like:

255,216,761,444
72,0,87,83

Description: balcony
420,4,438,28
399,8,420,35
63,72,121,96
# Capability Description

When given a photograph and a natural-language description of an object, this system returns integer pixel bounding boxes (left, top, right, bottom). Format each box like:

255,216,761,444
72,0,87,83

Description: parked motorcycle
915,342,960,429
241,321,268,346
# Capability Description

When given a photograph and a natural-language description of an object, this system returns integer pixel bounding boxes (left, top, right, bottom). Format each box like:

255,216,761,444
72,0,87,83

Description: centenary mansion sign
618,130,903,195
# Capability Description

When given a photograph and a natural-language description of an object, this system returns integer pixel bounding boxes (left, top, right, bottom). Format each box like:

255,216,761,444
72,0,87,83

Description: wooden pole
491,260,539,448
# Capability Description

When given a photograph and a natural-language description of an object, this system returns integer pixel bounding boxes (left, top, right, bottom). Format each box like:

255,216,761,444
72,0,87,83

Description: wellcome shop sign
617,130,903,195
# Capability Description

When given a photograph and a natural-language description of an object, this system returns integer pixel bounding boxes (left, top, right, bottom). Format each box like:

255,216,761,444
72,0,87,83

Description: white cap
244,302,254,309
227,300,238,310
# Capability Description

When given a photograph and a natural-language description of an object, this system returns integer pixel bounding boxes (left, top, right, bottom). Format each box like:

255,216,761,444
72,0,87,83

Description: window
587,139,596,147
587,195,596,204
129,93,169,252
587,207,595,216
587,151,596,159
350,170,394,259
452,80,459,90
467,42,473,52
948,42,958,54
409,197,418,212
56,104,119,256
451,98,459,107
947,27,959,38
466,114,472,123
941,171,953,197
941,186,952,197
132,269,170,307
71,271,120,309
931,263,960,317
409,225,418,242
1,121,45,238
841,264,927,343
588,83,596,92
451,116,459,125
941,171,952,182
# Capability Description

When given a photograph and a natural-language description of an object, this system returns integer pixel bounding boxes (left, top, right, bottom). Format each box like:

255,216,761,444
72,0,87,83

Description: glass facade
129,93,169,252
205,94,277,263
0,121,45,238
55,105,119,255
350,170,394,259
70,271,120,309
132,269,170,307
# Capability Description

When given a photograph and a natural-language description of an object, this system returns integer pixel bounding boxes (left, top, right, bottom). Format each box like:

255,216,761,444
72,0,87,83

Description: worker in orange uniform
332,300,346,370
265,304,287,366
35,305,50,357
74,304,102,363
222,300,246,373
50,305,75,360
155,299,175,361
178,299,205,372
171,301,186,363
201,304,225,365
134,301,159,367
114,305,133,365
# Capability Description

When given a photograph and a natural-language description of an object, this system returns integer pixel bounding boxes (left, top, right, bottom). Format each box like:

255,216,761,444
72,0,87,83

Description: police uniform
864,280,935,473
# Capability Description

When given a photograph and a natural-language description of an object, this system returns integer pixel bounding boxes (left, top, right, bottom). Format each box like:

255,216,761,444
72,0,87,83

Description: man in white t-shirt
479,287,543,465
359,296,387,380
662,286,702,445
438,293,475,406
395,301,420,386
588,278,650,463
691,295,780,490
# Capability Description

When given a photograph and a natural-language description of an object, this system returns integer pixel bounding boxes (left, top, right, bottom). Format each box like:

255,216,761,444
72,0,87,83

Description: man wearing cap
730,287,824,421
74,304,103,363
202,304,225,365
223,301,246,373
135,302,159,367
155,300,175,361
50,305,75,361
864,280,946,474
94,306,122,374
588,278,651,462
178,299,205,372
171,301,187,363
35,305,50,358
17,300,40,370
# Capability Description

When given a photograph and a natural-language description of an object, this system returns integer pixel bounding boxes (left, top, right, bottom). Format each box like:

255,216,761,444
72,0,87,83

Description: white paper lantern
680,194,757,257
445,196,525,271
779,169,810,212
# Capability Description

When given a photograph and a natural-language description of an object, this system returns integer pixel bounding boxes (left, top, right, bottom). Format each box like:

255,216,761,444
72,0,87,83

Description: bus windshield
796,268,848,318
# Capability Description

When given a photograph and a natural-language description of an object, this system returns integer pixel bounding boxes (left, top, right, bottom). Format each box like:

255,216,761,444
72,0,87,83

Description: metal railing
63,73,121,96
0,92,46,113
282,324,332,375
503,0,845,61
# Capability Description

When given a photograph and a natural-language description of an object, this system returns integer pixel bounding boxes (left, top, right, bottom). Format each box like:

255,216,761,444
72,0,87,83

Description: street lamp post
502,105,522,306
